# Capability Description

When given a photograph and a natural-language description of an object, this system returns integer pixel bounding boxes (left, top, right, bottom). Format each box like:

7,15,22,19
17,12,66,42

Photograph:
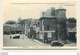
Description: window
47,25,49,30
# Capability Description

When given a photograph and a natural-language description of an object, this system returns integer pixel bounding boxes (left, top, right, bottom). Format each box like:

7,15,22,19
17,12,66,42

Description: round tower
55,6,66,22
55,6,67,43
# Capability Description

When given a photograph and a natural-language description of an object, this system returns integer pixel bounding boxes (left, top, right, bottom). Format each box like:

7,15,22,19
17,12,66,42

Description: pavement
3,35,49,46
32,39,44,44
3,34,76,47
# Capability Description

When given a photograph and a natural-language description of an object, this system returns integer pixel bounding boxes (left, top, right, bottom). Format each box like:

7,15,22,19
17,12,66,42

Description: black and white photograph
3,0,77,49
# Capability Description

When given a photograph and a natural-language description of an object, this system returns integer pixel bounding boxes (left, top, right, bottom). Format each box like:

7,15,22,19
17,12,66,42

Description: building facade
67,18,76,42
27,19,40,39
39,7,67,43
24,6,76,44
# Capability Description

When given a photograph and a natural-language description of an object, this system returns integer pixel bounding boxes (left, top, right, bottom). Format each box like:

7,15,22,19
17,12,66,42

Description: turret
55,6,66,22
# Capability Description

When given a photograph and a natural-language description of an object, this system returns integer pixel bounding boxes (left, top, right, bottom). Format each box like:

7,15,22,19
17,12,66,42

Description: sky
2,0,78,24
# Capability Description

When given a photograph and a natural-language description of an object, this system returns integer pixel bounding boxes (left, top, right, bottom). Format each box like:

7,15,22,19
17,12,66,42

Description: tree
67,18,76,23
18,18,32,26
18,19,26,25
67,18,76,28
5,20,16,24
18,18,31,33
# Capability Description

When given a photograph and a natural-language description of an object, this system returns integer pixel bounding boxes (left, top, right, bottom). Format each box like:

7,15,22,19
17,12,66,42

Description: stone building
67,18,76,42
39,6,67,43
27,19,39,39
24,6,76,44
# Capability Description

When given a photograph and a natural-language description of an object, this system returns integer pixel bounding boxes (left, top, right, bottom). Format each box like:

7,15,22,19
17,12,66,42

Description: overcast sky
2,0,77,23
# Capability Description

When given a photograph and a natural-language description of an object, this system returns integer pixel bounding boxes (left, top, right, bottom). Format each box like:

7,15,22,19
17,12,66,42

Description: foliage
67,18,76,23
5,20,16,24
67,18,76,28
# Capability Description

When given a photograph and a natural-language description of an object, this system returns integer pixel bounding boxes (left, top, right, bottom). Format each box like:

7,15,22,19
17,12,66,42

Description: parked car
10,34,20,39
51,41,64,46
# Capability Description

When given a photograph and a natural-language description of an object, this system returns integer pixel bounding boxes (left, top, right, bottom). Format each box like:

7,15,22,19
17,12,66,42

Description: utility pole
25,21,26,36
42,20,44,43
55,19,58,41
15,23,17,34
66,21,69,40
24,21,27,39
9,27,11,35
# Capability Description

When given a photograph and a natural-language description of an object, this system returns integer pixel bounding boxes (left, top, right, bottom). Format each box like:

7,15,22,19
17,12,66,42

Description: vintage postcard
2,0,78,49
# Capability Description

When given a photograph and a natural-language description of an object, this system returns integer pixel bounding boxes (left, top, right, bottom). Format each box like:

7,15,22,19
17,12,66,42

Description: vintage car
51,41,64,46
10,34,20,39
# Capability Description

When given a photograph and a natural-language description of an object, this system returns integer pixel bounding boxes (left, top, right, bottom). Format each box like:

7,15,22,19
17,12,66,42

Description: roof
56,6,66,11
32,19,39,22
4,24,21,28
58,6,65,9
42,8,55,17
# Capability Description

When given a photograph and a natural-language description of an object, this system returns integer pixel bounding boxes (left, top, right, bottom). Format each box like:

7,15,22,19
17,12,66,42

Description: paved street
3,34,49,46
3,34,76,47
